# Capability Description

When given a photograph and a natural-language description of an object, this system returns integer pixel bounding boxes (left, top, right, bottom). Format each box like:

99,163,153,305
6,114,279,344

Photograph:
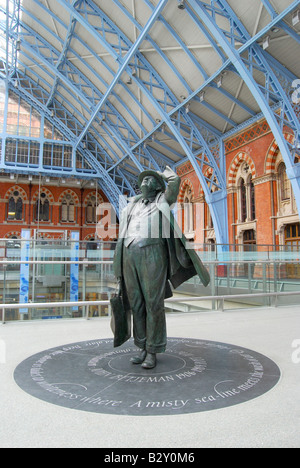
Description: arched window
237,172,256,223
35,192,50,221
278,162,290,201
182,186,194,238
7,190,23,221
239,178,247,223
86,196,97,224
60,194,76,223
249,175,256,221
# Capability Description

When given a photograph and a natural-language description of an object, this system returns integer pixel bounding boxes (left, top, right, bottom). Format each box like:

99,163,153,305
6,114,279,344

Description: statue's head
138,171,165,198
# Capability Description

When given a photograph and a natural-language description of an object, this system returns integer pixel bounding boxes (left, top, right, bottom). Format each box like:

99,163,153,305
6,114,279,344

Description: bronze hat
138,170,165,191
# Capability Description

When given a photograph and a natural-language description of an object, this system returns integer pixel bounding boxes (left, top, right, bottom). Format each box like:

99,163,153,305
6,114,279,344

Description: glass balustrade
0,239,300,321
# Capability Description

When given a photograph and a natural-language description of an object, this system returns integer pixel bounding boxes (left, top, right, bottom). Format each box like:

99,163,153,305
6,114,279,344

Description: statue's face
141,176,159,196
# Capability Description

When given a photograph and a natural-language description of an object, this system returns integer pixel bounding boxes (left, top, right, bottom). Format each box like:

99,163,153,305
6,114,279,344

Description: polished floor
0,306,299,448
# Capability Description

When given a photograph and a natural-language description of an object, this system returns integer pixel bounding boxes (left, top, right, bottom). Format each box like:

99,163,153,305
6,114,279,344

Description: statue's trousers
122,242,168,354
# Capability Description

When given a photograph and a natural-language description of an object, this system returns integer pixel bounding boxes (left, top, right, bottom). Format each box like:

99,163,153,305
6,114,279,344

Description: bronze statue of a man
112,166,210,369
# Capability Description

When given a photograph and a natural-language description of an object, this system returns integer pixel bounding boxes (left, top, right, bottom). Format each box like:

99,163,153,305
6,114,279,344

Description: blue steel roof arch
2,82,126,212
3,0,300,243
259,0,300,45
6,2,138,130
51,0,217,138
186,0,300,216
62,0,226,183
5,2,300,141
180,2,300,121
16,70,138,197
35,0,230,243
111,0,208,87
114,0,257,124
196,0,300,149
28,0,157,132
24,1,179,174
8,15,164,175
46,15,78,108
73,0,170,145
8,54,158,183
0,41,137,207
18,0,255,168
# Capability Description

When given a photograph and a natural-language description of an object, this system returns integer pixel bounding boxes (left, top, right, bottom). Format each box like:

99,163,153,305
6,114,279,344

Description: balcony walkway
0,305,299,448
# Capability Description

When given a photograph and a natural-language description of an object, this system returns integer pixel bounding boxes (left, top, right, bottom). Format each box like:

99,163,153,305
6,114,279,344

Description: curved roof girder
2,81,129,212
187,0,300,215
8,26,158,175
1,70,137,213
19,0,257,168
3,62,136,195
46,14,78,108
75,0,257,128
4,0,21,80
258,0,300,44
53,0,228,153
11,3,177,175
3,0,300,244
9,55,159,190
27,0,157,132
54,0,229,243
73,0,169,146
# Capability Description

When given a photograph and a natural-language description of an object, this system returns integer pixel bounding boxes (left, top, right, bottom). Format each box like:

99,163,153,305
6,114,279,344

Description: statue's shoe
141,353,157,369
130,349,147,364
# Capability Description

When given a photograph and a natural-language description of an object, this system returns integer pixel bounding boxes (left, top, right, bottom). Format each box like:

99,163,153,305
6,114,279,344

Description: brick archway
83,191,104,207
178,179,195,204
58,189,80,206
265,133,294,174
228,153,256,187
31,187,54,203
3,231,21,239
4,185,28,202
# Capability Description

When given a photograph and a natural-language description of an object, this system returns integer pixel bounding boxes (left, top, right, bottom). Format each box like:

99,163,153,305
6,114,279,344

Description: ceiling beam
187,0,300,216
74,0,169,149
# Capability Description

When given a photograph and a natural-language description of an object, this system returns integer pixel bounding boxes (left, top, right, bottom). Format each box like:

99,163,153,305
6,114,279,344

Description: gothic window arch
86,196,97,224
5,186,27,222
183,186,194,238
31,188,54,223
239,177,247,223
7,190,23,221
60,196,75,223
278,162,290,202
84,192,104,225
35,192,50,222
59,191,79,223
248,174,256,222
236,163,256,223
178,180,195,239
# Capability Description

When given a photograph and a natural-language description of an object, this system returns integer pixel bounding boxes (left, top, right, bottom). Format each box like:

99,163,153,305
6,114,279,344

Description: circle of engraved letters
14,338,280,415
87,341,207,384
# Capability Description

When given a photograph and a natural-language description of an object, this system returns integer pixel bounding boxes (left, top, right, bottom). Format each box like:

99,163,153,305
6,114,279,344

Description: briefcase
110,292,131,348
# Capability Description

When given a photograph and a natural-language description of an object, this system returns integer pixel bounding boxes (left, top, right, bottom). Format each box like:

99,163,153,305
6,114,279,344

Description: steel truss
1,0,300,241
187,0,300,216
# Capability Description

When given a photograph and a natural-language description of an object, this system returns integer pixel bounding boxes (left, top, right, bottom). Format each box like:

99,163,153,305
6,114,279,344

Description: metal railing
1,289,300,324
1,238,300,322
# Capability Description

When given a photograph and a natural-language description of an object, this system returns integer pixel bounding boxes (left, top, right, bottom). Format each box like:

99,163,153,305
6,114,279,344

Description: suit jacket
113,191,210,294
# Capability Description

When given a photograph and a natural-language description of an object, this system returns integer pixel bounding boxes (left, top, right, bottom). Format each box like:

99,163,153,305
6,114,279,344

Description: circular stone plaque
14,338,281,416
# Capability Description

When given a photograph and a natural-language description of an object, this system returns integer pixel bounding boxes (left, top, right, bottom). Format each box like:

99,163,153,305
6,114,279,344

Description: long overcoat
111,189,210,347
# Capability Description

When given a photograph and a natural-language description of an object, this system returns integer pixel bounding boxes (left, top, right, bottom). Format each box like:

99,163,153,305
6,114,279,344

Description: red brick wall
176,119,297,247
0,181,109,241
